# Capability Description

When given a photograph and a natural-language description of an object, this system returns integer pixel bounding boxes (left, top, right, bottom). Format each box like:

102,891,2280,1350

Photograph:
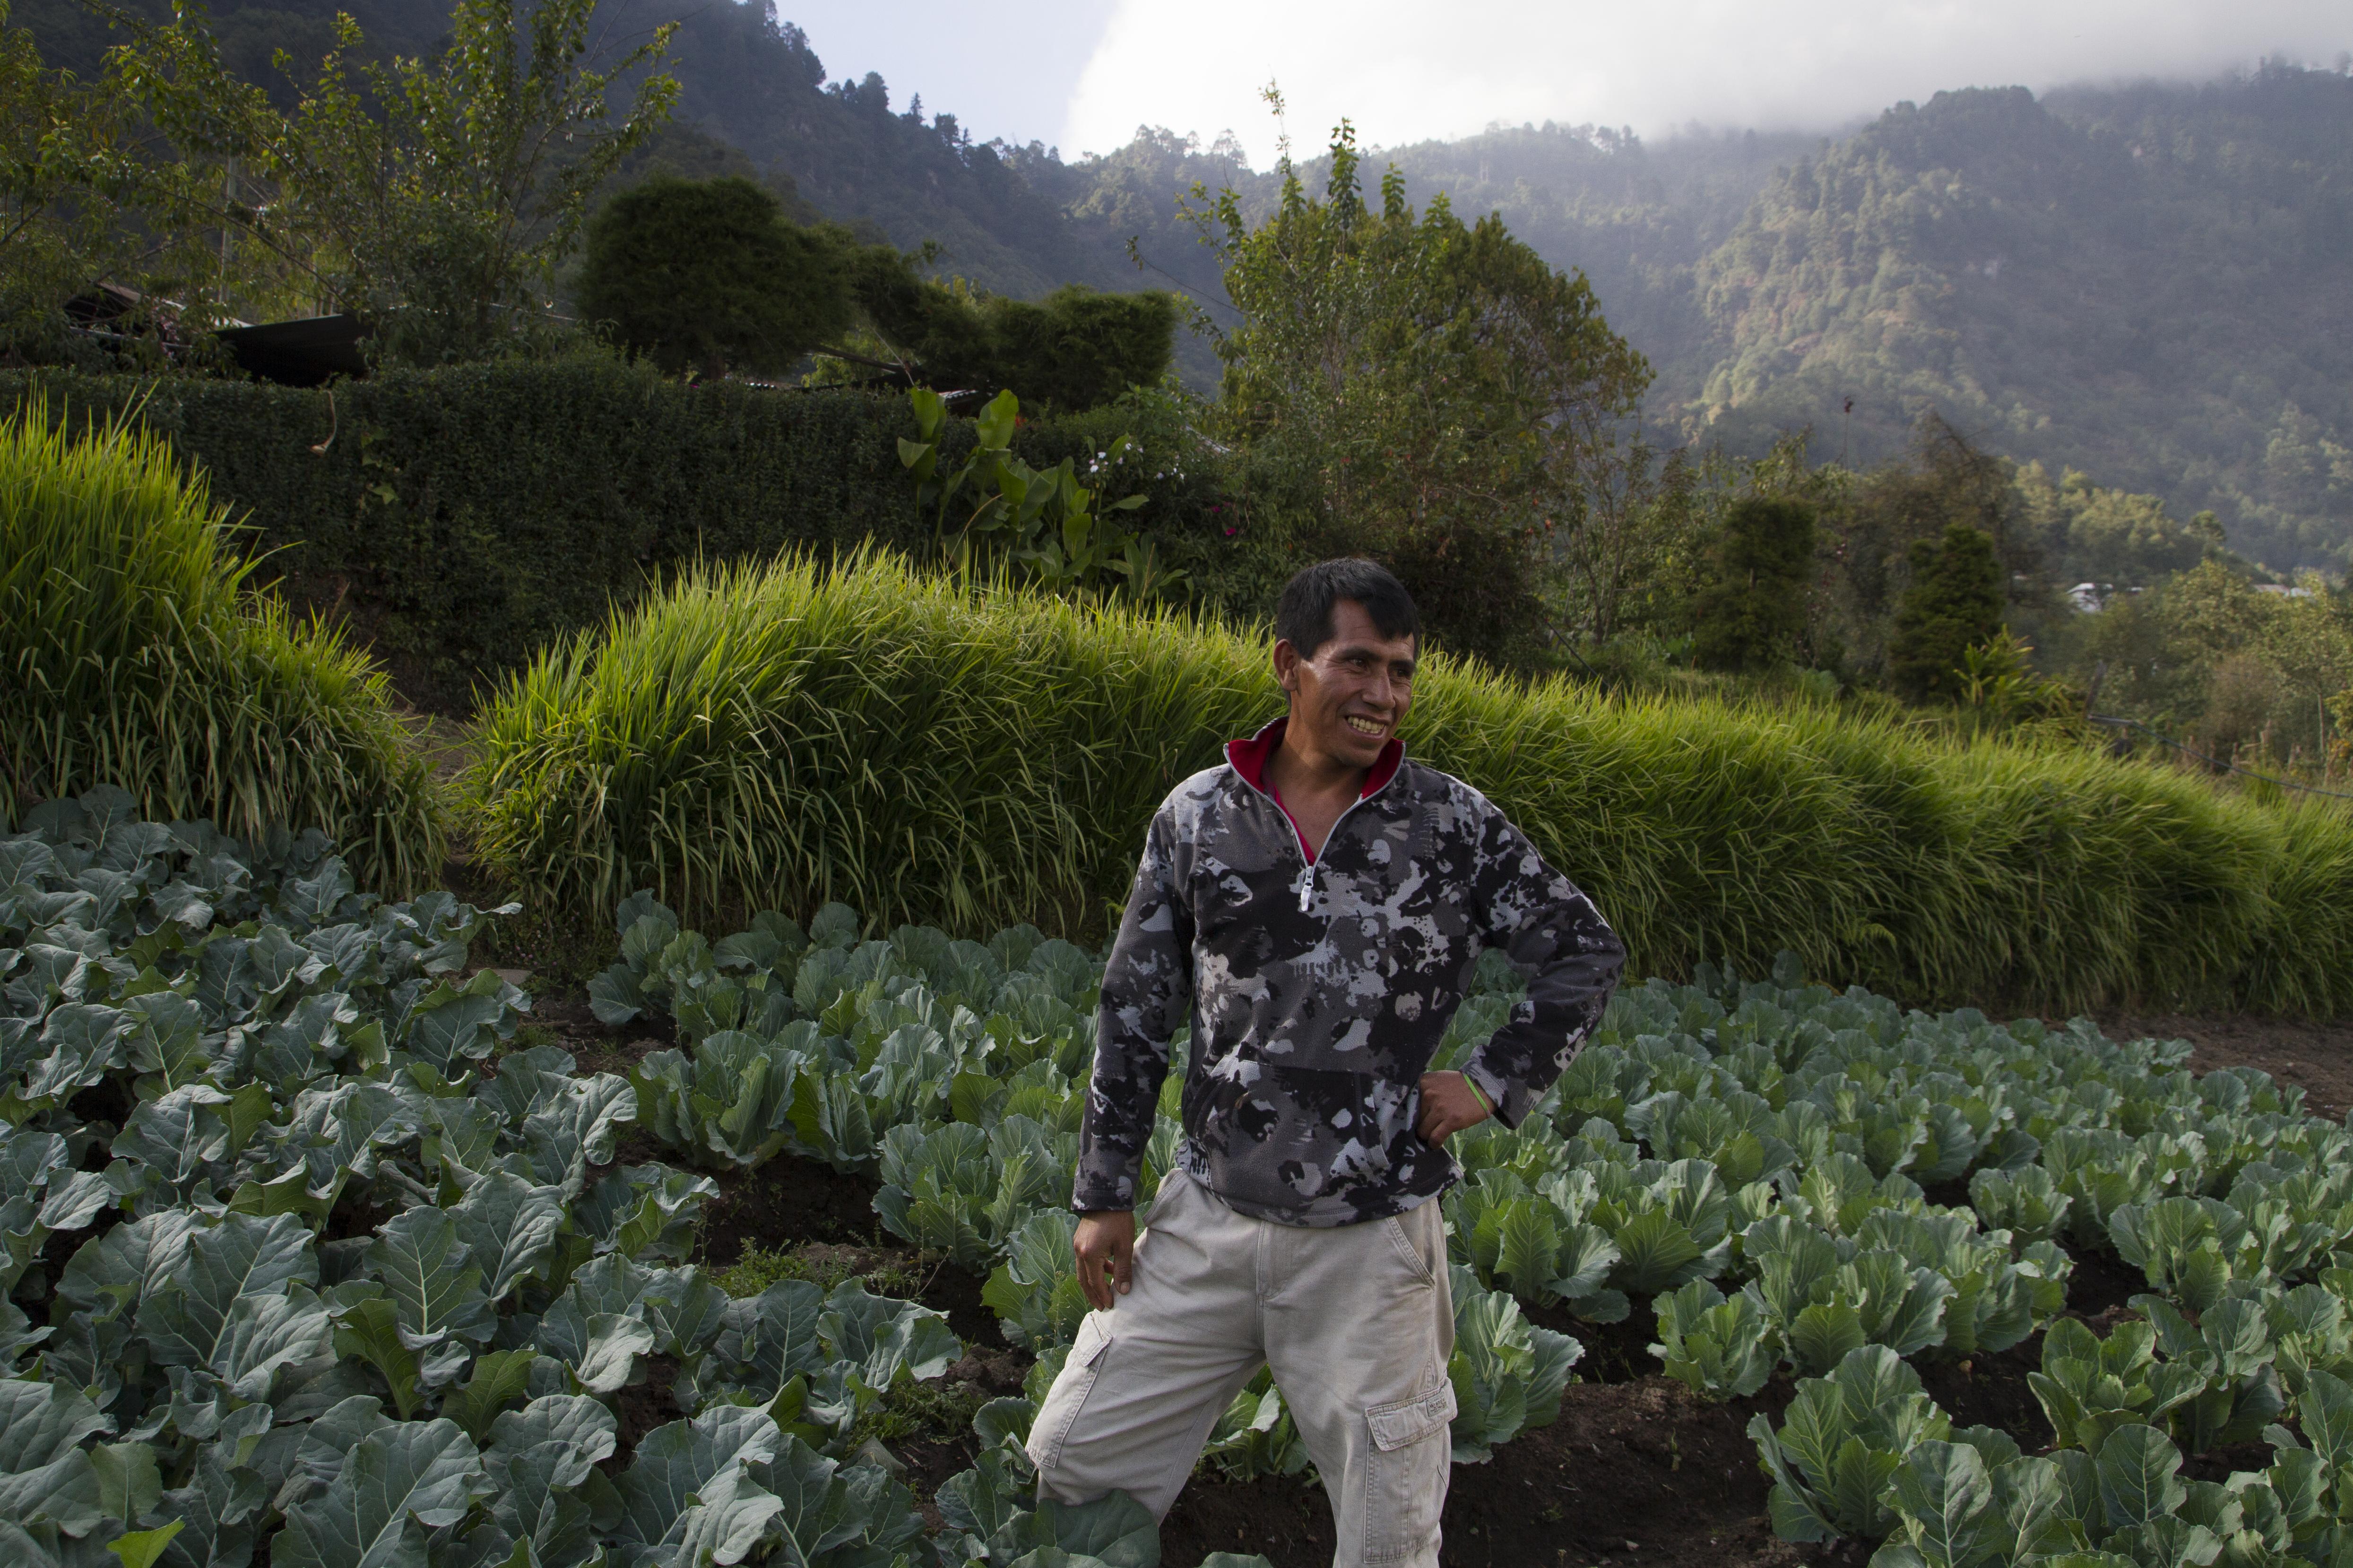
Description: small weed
711,1243,859,1298
708,1241,944,1302
866,1252,943,1299
499,1023,562,1059
846,1376,984,1448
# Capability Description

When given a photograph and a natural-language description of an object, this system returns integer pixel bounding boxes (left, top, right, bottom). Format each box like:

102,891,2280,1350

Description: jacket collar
1224,715,1405,802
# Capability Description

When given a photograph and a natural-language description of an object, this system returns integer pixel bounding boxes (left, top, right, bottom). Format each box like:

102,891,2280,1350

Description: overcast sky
778,0,2349,165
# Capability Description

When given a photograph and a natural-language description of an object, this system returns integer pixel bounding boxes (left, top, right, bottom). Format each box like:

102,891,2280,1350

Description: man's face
1274,599,1418,769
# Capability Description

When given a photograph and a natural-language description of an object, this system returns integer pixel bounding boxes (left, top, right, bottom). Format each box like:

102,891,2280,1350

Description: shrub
573,175,857,377
0,404,446,888
465,550,2353,1016
1889,523,2005,702
1692,498,1818,672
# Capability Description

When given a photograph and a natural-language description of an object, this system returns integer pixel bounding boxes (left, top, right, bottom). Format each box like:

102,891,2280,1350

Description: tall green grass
1,405,447,890
467,551,2353,1016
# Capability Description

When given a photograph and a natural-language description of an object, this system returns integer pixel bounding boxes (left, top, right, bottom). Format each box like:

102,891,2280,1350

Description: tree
1887,523,2004,702
104,0,679,364
1812,414,2039,680
1553,433,1703,646
1691,498,1818,672
0,0,270,362
573,175,853,378
1190,107,1650,664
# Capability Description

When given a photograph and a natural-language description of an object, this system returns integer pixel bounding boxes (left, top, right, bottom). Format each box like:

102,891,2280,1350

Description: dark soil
696,1154,892,1258
2059,1244,2147,1318
1165,1377,1806,1568
1916,1339,2049,1447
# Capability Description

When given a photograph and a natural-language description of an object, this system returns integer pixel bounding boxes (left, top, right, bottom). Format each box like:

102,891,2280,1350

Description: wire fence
2089,713,2353,802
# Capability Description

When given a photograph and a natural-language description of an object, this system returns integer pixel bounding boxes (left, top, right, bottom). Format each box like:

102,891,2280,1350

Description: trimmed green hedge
0,363,1272,703
467,550,2353,1018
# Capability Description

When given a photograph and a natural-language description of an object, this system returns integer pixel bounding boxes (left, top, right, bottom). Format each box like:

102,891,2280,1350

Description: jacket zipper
1235,762,1402,914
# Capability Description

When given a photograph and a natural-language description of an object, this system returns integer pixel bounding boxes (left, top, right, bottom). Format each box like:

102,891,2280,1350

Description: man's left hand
1417,1070,1493,1146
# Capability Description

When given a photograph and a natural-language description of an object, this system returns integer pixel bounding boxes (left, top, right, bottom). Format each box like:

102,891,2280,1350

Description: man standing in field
1027,559,1626,1567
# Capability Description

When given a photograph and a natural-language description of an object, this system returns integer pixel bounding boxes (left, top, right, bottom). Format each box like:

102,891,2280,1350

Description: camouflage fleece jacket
1073,717,1626,1227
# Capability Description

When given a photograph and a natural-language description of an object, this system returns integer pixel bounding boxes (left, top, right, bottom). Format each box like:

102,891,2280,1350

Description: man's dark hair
1275,559,1420,659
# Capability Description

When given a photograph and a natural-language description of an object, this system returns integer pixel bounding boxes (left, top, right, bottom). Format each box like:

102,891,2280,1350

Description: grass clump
467,550,2353,1017
0,404,446,890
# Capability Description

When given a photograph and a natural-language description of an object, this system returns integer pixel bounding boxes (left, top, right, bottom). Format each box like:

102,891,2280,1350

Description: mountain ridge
17,0,2350,569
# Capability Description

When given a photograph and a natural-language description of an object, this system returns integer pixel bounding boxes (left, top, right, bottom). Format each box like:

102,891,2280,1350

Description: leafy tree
104,0,679,364
573,175,853,378
1191,108,1650,664
1888,523,2004,702
1553,433,1704,646
1691,498,1818,672
0,0,265,361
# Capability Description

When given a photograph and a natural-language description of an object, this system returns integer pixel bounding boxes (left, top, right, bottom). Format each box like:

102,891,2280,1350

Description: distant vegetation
15,0,2348,571
14,4,2347,577
6,0,2348,783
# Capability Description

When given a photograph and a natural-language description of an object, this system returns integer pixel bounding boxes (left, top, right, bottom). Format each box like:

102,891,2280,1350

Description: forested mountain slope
1692,73,2353,572
18,0,2352,568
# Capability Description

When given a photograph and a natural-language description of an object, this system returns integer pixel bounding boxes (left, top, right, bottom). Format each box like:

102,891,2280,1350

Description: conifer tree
1888,523,2005,701
1692,498,1818,672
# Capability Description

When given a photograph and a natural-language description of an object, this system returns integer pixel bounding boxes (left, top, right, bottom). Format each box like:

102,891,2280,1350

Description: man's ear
1272,638,1299,694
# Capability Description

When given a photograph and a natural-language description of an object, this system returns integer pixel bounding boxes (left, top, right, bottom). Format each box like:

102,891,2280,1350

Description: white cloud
1061,0,2352,165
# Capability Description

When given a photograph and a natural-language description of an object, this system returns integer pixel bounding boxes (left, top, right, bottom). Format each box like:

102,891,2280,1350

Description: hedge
467,550,2353,1018
0,362,1271,704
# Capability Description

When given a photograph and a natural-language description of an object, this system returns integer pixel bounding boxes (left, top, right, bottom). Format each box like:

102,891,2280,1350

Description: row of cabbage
596,896,1582,1482
597,899,2092,1448
1460,961,2353,1568
0,791,1219,1568
598,879,2353,1560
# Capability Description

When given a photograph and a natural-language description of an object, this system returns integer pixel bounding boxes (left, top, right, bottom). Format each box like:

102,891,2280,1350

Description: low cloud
1062,0,2351,164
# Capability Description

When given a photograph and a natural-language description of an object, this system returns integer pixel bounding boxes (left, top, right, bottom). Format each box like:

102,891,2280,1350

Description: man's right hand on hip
1073,1209,1136,1310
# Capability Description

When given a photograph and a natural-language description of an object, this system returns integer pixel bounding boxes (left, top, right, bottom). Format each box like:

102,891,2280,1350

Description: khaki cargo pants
1027,1171,1458,1568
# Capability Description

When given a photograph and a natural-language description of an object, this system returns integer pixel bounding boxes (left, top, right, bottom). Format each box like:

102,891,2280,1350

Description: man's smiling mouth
1344,715,1387,736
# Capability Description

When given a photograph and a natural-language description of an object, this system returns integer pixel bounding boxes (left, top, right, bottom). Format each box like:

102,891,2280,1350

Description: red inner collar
1224,717,1404,863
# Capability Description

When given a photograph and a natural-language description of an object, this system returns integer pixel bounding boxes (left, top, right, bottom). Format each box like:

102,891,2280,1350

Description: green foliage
982,286,1181,414
1749,1344,1952,1542
574,176,856,377
1890,525,2006,703
1652,1279,1779,1399
1446,1264,1583,1462
0,407,445,890
899,388,1160,595
469,548,2353,1016
0,364,1268,692
1201,1370,1310,1482
105,0,680,365
0,0,246,362
846,251,1177,411
1692,498,1819,672
0,798,953,1568
1194,114,1651,665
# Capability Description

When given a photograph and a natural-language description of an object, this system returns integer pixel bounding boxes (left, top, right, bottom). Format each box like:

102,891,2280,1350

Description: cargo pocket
1025,1314,1116,1475
1363,1382,1457,1564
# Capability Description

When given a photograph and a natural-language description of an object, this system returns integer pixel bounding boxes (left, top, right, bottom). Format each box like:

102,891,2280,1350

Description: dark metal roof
215,313,368,386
